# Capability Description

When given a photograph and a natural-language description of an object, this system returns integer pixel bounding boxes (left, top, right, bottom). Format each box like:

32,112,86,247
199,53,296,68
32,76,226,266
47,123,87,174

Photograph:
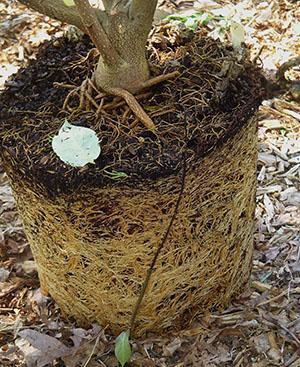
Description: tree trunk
19,0,159,92
94,13,151,92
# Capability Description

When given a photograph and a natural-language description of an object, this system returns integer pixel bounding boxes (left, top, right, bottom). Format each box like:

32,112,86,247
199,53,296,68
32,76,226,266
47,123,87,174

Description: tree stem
129,0,158,20
18,0,85,30
74,0,119,65
19,0,162,90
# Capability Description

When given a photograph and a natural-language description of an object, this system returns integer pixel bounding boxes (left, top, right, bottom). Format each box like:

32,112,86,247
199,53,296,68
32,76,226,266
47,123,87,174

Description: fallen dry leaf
18,329,70,367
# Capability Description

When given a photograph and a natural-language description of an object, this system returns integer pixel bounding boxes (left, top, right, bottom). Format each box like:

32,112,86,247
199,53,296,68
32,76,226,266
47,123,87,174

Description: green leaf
62,0,75,6
198,13,214,26
166,11,214,30
115,331,132,367
52,120,101,167
280,128,287,136
166,14,189,22
103,170,128,180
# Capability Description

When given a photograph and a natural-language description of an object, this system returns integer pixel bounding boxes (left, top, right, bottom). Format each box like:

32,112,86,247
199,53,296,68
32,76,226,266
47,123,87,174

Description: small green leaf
103,170,128,180
166,14,189,22
52,120,101,167
280,128,287,136
166,11,214,30
115,331,132,367
62,0,75,6
198,13,214,26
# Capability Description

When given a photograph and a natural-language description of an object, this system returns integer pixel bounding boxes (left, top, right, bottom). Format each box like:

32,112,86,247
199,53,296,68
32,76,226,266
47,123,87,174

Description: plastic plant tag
52,120,101,167
115,331,132,367
230,21,245,50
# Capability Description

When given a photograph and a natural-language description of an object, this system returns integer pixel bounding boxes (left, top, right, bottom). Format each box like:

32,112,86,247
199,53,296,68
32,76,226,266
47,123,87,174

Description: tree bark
18,0,85,31
73,0,119,65
94,0,158,91
18,0,159,92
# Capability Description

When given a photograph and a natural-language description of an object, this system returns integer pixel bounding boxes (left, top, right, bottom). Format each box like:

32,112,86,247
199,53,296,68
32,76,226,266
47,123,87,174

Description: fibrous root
56,71,180,131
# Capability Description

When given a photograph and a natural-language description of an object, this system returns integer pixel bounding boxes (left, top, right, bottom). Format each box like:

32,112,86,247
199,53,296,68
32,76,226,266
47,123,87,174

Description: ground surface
0,0,299,366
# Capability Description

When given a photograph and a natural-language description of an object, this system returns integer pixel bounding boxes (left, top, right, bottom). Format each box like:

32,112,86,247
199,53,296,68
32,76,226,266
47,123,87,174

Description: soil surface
0,26,265,195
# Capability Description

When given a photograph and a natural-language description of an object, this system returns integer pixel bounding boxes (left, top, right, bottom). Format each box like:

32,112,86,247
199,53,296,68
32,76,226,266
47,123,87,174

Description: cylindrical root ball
8,118,257,337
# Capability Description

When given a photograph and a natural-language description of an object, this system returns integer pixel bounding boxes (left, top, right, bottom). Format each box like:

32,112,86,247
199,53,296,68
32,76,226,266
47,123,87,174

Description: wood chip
252,280,273,292
261,119,283,129
268,143,289,161
257,185,282,195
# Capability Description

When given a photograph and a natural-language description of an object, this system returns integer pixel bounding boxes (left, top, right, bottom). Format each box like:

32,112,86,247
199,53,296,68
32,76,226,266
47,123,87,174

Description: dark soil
0,25,266,196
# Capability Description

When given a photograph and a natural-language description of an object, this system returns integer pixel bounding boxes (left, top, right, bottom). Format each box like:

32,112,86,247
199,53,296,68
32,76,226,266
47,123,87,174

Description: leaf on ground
163,337,182,356
52,120,101,167
263,194,275,220
0,277,24,297
0,267,10,282
63,0,75,6
15,338,42,367
63,336,104,367
115,331,132,367
18,329,70,367
261,119,283,130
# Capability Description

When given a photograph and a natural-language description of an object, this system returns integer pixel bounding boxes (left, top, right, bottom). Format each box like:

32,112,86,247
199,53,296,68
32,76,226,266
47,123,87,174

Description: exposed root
71,48,99,67
105,87,156,131
53,82,77,89
61,71,180,131
96,97,105,116
79,79,87,109
103,92,151,111
1,25,265,206
138,71,180,91
63,89,80,111
85,90,101,110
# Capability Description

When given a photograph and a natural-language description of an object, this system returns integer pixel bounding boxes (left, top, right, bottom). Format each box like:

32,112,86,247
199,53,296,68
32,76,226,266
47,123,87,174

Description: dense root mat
0,25,264,336
6,118,257,336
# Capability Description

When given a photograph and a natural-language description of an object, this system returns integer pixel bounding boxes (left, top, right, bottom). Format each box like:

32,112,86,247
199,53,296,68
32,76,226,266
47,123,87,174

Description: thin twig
264,317,300,348
257,287,300,307
284,353,300,367
129,113,188,333
251,45,264,65
82,333,101,367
